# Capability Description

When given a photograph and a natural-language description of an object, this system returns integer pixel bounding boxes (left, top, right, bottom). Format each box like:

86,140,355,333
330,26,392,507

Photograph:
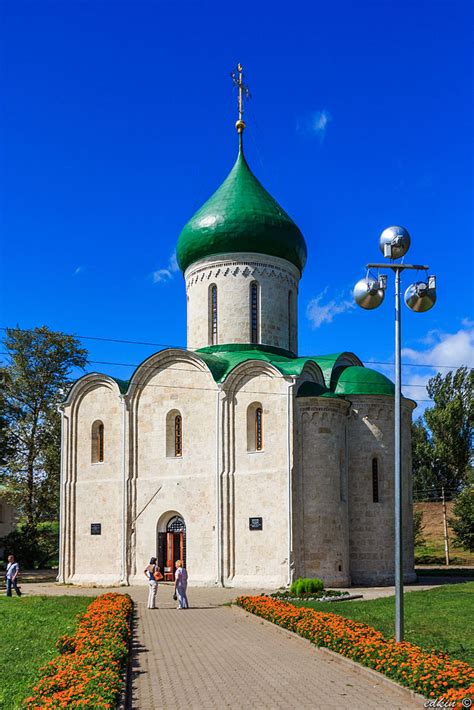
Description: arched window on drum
250,281,260,344
209,284,218,345
288,290,293,351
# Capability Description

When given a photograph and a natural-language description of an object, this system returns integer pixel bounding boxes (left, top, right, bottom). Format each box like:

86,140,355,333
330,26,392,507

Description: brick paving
128,585,422,710
19,581,425,709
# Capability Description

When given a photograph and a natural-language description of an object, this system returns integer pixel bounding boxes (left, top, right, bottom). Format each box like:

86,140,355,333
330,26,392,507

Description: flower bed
25,593,132,709
236,596,474,706
270,590,357,602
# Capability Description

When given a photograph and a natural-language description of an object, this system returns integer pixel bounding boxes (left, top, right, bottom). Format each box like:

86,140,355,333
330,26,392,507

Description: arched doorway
157,514,186,581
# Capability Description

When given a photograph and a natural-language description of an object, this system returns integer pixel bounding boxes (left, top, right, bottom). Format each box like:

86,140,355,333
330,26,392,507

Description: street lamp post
353,226,436,642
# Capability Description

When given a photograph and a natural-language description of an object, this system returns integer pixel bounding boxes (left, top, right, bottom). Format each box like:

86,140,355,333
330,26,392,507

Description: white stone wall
61,379,123,585
222,364,292,588
293,398,351,587
346,396,416,584
127,352,218,586
59,362,416,589
185,253,300,353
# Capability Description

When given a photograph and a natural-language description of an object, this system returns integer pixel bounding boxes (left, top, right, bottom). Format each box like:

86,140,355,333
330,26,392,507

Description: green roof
196,344,322,383
333,366,395,396
176,147,307,273
111,377,129,394
68,349,395,401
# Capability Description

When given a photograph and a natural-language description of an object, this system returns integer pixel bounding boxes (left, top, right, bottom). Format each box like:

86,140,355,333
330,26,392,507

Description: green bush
0,521,59,568
289,577,324,595
307,578,324,593
449,487,474,552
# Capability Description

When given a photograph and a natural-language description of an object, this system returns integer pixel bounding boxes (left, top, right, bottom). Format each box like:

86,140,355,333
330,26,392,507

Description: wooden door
165,532,174,581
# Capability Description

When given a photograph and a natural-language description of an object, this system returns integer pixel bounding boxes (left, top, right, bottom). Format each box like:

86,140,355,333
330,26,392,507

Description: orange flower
236,595,474,704
25,593,132,710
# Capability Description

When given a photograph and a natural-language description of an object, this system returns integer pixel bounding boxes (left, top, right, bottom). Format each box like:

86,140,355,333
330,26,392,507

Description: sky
1,0,473,414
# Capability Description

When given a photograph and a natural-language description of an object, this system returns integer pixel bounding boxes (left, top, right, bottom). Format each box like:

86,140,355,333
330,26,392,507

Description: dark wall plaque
91,523,101,535
249,517,263,531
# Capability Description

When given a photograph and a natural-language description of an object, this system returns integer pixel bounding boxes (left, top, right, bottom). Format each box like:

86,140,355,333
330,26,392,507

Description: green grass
415,540,474,565
0,595,92,709
293,581,474,666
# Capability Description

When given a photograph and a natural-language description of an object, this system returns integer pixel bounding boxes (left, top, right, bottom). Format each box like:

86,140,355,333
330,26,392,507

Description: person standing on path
5,555,21,597
144,557,159,609
174,560,189,609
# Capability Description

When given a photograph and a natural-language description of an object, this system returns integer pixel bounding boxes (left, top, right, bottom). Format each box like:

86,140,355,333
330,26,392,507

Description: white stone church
58,110,416,588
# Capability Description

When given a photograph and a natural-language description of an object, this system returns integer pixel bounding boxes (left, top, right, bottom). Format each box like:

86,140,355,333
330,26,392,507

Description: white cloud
312,109,331,138
152,252,179,284
402,326,474,369
297,109,332,141
401,324,474,414
306,289,355,328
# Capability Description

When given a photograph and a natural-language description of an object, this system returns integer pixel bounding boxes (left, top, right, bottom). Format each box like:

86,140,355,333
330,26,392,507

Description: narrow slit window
250,282,259,344
91,420,104,463
372,458,379,502
255,407,263,451
98,424,104,462
288,290,293,351
210,285,218,345
175,415,182,457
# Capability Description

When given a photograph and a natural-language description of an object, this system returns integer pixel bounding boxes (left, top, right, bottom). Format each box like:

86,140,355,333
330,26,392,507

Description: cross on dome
230,63,251,137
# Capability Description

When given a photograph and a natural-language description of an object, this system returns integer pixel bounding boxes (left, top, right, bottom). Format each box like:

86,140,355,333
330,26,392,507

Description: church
58,70,416,588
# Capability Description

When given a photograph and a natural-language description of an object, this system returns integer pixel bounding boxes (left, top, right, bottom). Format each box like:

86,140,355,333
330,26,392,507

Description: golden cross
231,63,250,134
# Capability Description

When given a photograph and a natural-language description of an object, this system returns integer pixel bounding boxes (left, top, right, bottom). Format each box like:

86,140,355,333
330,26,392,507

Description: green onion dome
333,366,395,397
176,147,307,273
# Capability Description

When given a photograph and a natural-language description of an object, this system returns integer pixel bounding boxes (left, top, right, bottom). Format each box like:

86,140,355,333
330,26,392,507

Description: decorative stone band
184,252,300,293
298,398,350,424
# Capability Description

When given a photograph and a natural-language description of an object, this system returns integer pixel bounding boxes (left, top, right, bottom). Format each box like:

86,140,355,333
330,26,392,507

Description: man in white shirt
5,555,21,597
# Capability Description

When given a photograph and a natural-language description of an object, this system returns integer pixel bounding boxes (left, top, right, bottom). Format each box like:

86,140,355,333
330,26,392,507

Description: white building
58,115,416,588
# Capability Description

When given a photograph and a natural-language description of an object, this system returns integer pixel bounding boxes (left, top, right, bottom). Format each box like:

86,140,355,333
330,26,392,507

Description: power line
0,359,436,400
1,326,470,371
0,349,435,398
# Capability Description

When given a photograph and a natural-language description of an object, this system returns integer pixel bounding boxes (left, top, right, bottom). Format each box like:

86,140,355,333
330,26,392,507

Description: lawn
0,595,92,709
293,581,474,666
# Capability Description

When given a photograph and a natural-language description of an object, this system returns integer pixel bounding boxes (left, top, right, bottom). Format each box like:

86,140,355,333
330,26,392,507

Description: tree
449,487,474,552
411,418,436,499
1,326,87,532
411,367,473,496
413,509,426,547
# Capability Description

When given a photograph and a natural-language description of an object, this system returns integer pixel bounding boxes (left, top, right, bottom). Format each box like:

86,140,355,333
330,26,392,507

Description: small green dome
176,147,307,273
333,366,395,396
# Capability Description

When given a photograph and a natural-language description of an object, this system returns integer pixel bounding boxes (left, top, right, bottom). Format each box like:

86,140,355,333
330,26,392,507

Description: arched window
166,410,183,457
250,282,260,344
255,407,263,451
288,290,293,351
372,458,379,502
209,284,218,345
167,515,186,533
175,415,182,457
91,420,104,463
247,402,264,452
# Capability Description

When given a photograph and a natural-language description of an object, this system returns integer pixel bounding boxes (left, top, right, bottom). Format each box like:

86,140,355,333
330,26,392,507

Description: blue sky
1,0,473,413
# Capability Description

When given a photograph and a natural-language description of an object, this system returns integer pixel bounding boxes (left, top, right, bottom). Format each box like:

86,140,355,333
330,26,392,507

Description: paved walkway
19,581,425,709
130,590,422,710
